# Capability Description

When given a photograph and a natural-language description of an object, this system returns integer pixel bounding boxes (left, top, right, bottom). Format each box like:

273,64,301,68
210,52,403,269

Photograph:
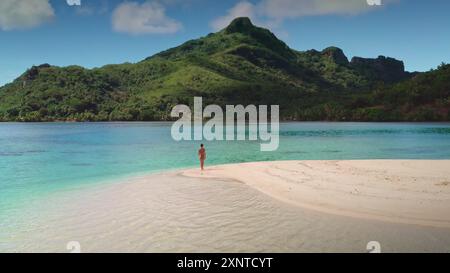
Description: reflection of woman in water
198,144,206,171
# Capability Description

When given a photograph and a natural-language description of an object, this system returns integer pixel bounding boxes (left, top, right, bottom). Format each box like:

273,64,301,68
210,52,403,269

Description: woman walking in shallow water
198,144,206,171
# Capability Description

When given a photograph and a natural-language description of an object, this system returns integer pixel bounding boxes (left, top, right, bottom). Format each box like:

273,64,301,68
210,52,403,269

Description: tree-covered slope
0,17,448,122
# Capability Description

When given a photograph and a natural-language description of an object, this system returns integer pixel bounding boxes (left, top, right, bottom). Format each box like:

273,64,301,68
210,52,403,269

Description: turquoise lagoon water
1,122,450,212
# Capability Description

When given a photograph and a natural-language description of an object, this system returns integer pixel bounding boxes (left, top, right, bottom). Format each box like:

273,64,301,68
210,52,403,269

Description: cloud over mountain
112,1,182,35
211,2,258,30
211,0,395,31
0,0,54,31
260,0,388,18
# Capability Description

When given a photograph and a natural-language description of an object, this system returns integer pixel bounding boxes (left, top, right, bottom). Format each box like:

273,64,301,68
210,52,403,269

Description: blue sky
1,0,449,86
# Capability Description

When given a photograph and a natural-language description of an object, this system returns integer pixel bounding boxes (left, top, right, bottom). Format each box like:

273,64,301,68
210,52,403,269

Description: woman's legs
200,159,204,170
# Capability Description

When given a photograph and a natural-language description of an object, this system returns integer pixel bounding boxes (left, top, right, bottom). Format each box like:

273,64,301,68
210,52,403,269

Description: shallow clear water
1,122,450,211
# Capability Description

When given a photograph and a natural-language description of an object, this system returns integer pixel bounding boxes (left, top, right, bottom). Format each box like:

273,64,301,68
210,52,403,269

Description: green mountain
0,17,449,122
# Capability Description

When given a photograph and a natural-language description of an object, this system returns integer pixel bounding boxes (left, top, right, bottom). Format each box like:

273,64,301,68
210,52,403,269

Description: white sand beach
3,160,450,253
183,160,450,228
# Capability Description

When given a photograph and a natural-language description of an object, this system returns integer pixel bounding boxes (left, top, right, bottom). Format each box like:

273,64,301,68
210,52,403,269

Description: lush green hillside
0,17,448,122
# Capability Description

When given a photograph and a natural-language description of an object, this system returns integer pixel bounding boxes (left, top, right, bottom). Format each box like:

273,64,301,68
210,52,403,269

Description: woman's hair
200,144,204,147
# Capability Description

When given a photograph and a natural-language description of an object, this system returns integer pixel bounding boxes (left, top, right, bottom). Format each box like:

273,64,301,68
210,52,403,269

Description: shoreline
182,160,450,228
2,159,450,252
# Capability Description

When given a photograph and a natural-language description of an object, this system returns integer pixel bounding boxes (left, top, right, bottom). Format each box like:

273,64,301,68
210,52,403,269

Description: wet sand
2,160,450,253
183,160,450,228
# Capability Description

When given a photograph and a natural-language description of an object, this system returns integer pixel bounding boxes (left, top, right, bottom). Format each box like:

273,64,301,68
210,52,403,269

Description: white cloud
210,1,286,38
0,0,54,31
112,1,182,35
259,0,388,19
211,0,397,32
210,1,258,31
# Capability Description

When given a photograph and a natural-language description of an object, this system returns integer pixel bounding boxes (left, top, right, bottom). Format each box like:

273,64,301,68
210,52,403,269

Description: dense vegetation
0,17,448,122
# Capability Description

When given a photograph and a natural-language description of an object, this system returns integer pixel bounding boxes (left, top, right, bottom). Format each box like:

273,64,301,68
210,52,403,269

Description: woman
198,144,206,171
